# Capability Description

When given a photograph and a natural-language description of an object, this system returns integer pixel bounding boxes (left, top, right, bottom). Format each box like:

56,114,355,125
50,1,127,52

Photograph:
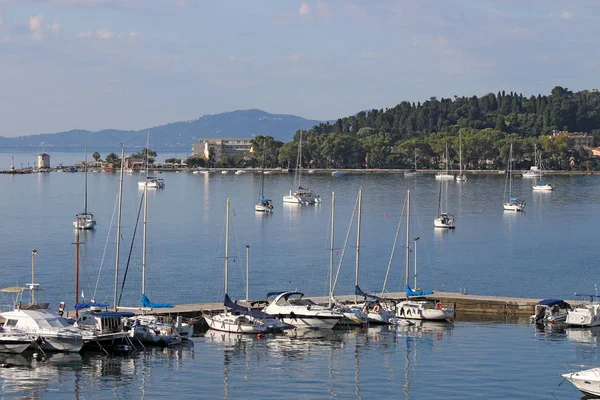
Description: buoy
294,327,297,331
257,333,262,339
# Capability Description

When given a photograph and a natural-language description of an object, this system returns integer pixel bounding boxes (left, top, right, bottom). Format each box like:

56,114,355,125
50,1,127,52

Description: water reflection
566,327,600,344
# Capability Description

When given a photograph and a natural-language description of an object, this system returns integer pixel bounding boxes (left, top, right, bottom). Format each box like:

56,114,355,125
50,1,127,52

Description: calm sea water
1,149,600,398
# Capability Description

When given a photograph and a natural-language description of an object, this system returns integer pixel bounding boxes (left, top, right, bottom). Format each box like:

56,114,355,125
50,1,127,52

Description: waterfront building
191,138,253,162
37,153,50,169
551,131,593,149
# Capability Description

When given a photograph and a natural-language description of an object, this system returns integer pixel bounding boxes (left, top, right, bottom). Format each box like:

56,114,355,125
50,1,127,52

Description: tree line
97,86,600,171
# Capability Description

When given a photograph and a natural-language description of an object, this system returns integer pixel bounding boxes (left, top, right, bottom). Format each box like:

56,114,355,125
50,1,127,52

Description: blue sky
0,1,598,137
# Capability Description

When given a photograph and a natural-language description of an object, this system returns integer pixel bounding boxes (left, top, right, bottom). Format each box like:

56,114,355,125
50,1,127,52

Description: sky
0,1,598,138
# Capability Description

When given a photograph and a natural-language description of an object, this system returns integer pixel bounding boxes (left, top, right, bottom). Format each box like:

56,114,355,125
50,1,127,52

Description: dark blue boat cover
224,293,275,319
355,285,382,301
75,302,109,310
537,299,571,308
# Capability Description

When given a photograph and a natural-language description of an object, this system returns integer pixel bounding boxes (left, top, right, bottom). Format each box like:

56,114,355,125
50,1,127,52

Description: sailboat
73,143,97,229
204,197,285,333
137,131,165,190
396,190,455,322
433,177,455,229
522,146,542,179
503,143,526,211
531,145,554,191
283,132,320,205
404,148,421,177
118,181,180,346
456,133,468,182
435,143,454,180
255,148,274,212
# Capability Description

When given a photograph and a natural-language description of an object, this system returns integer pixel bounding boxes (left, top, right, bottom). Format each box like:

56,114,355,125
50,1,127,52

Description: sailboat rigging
503,143,525,211
404,148,421,177
73,143,97,229
137,130,165,190
434,174,455,229
456,133,467,182
435,143,454,180
255,146,274,212
283,132,320,205
531,145,554,191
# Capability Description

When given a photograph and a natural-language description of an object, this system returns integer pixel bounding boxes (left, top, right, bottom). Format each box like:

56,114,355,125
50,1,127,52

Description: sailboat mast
297,133,303,188
446,143,449,174
145,130,150,178
225,197,230,294
414,148,417,171
405,190,410,287
141,180,148,297
459,134,463,175
75,230,80,313
83,142,88,214
355,188,362,302
509,144,513,197
329,191,335,304
114,145,125,308
259,146,265,200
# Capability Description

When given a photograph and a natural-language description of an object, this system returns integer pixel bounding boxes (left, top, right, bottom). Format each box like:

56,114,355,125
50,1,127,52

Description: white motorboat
235,170,245,175
565,303,600,327
263,291,343,329
73,306,135,352
283,132,320,205
0,328,34,354
351,297,396,325
522,167,541,178
1,309,84,353
503,143,525,211
137,176,165,189
562,366,600,397
530,299,572,326
73,143,97,230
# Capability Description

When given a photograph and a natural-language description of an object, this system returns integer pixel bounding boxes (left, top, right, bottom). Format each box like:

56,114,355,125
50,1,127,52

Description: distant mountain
0,109,325,149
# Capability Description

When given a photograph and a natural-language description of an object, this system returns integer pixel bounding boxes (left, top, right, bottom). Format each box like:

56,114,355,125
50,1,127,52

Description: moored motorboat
433,212,455,229
263,291,343,329
530,299,571,326
562,365,600,397
0,328,35,354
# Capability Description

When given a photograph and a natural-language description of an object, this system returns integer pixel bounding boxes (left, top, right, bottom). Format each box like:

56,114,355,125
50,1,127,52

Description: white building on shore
191,138,253,162
37,153,50,169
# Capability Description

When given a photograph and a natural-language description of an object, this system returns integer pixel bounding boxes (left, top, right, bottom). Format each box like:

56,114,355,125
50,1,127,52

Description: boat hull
204,314,268,334
562,368,600,396
396,301,454,321
0,339,33,354
38,334,85,353
435,174,454,180
503,202,525,212
532,184,553,191
278,315,339,329
565,304,600,327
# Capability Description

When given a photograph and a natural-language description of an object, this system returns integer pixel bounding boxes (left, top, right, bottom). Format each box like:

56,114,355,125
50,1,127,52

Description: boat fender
373,305,380,313
436,302,442,310
169,328,173,334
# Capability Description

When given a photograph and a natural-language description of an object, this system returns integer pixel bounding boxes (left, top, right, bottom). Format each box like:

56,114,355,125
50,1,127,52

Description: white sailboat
204,197,275,334
138,131,165,190
397,190,455,322
531,145,554,191
503,143,526,211
435,143,454,180
73,143,97,229
283,132,320,205
433,178,455,229
404,148,421,177
255,148,273,212
456,133,468,182
118,181,180,346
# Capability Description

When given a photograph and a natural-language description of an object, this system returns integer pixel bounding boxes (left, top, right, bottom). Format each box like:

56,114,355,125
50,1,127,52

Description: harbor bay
1,160,599,398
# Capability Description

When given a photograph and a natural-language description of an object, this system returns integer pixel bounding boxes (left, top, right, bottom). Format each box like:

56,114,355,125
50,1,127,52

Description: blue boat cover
405,285,433,297
509,195,517,201
141,294,174,308
536,299,571,308
75,302,109,310
355,285,382,301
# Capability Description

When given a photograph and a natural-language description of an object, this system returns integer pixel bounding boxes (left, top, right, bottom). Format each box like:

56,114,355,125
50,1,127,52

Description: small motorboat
562,366,600,397
530,299,571,326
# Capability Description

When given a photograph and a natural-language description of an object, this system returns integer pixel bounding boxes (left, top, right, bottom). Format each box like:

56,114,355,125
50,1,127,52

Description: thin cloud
298,2,311,17
29,15,45,41
560,10,574,19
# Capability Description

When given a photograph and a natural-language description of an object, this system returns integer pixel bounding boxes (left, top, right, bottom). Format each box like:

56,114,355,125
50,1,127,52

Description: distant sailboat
435,143,454,180
531,145,554,191
255,147,273,212
503,143,525,211
404,148,421,177
456,133,468,182
433,176,455,229
283,132,320,205
73,143,97,230
137,131,165,190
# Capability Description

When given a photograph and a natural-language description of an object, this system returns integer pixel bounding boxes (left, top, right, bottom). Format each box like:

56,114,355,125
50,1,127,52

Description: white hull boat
73,213,97,230
433,213,455,229
530,299,571,326
284,133,320,205
204,313,269,334
455,174,467,182
562,366,600,397
565,303,600,327
0,330,34,354
434,173,454,180
1,309,84,353
503,143,525,212
264,291,343,329
137,177,165,189
396,300,454,322
503,201,525,211
532,182,554,191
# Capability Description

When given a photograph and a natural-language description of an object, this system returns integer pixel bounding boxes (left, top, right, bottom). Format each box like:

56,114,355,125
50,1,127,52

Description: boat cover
536,299,571,308
405,285,433,297
141,294,174,308
355,285,382,301
224,293,275,319
75,302,109,310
